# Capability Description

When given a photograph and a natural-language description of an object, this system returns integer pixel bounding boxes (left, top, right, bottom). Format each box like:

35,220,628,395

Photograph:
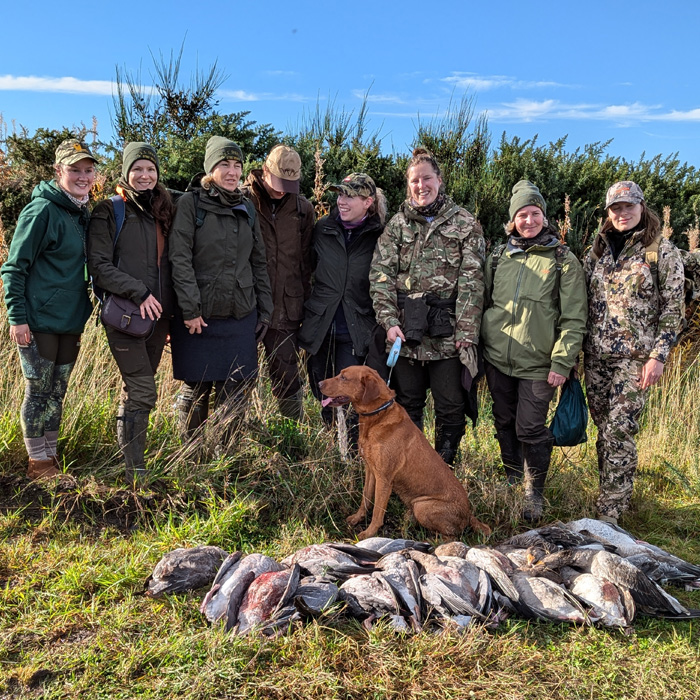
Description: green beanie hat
509,180,546,221
122,142,159,180
204,136,243,173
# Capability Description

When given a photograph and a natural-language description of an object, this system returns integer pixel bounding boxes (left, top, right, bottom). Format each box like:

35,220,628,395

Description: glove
255,321,269,344
459,345,479,392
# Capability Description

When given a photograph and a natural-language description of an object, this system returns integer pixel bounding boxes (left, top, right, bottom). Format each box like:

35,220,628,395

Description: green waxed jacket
481,236,588,380
1,180,92,334
370,196,485,362
168,187,273,323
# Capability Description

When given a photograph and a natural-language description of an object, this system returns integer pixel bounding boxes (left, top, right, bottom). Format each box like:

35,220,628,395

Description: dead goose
375,552,423,630
294,576,340,616
200,553,285,624
236,564,301,635
338,573,405,631
510,571,589,624
464,547,520,604
144,545,228,598
560,567,635,629
535,548,692,618
355,537,432,555
281,544,372,578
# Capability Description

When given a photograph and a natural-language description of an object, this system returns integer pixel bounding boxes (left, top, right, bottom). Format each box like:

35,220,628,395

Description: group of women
1,137,685,526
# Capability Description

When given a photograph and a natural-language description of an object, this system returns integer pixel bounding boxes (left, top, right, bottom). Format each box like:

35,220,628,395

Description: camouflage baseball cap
605,181,644,209
329,173,376,198
55,139,98,166
265,145,301,194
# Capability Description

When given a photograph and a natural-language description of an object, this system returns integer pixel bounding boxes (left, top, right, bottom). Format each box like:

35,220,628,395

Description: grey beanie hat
204,136,244,173
509,180,547,221
122,142,159,180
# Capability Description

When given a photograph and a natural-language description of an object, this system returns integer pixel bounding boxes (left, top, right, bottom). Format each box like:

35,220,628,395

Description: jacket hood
32,180,84,212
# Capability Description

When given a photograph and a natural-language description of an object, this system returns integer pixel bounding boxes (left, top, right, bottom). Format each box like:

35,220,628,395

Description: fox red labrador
320,365,491,540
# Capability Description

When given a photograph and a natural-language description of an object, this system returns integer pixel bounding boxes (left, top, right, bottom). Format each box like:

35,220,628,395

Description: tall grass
2,300,700,698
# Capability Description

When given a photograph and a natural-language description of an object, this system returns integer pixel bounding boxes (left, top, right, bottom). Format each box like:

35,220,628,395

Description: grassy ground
1,306,700,699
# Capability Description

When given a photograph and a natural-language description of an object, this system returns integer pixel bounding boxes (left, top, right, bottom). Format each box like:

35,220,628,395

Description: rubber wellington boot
27,458,61,480
434,423,465,467
495,428,524,484
117,409,150,485
522,439,554,522
176,394,209,441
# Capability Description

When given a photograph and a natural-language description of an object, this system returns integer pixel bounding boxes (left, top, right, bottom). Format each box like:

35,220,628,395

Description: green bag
550,378,588,447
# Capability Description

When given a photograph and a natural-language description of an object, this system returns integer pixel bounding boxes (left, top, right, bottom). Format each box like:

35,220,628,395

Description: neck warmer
408,192,447,220
207,181,244,207
118,180,155,214
509,228,559,251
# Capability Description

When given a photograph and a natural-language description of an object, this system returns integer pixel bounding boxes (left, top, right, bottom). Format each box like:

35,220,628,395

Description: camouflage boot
522,439,554,522
495,428,523,484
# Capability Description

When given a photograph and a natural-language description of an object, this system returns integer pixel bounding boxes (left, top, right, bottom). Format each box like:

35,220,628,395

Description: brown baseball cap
605,181,644,209
265,145,302,194
55,139,98,166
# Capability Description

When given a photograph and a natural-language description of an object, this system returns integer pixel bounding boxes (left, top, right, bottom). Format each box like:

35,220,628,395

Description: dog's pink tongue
321,397,334,408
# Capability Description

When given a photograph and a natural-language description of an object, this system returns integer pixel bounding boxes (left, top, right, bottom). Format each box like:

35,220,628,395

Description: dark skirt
170,311,258,383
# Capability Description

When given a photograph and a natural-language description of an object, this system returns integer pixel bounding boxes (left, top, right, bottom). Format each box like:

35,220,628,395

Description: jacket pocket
35,288,74,328
284,280,305,322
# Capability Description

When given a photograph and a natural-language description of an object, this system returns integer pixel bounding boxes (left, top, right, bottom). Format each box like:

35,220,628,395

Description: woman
299,173,386,436
370,148,484,465
169,136,273,442
481,180,587,521
1,138,96,479
584,180,684,525
88,142,174,483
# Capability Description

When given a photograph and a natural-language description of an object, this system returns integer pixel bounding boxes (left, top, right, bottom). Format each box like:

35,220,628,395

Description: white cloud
441,72,573,92
217,89,309,103
0,74,117,95
352,90,407,105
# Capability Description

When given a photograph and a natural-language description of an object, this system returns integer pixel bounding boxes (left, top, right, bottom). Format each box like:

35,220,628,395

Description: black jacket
299,210,384,356
88,196,176,316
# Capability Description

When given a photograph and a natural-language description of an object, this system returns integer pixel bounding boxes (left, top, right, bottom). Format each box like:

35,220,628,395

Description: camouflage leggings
17,333,81,439
584,355,646,519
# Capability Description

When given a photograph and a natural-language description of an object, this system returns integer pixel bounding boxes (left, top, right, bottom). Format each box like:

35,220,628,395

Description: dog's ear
360,373,382,405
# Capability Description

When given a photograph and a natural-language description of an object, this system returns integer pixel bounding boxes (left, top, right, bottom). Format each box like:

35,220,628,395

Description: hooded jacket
1,180,92,334
298,209,384,356
241,170,314,330
168,186,273,323
584,228,684,364
370,196,485,362
481,232,587,380
87,195,176,316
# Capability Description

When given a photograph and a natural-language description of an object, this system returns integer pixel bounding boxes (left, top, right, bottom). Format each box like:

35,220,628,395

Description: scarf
407,192,447,221
59,186,89,209
117,180,155,214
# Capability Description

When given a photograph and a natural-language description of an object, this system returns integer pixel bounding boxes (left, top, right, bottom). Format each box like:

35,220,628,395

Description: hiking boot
278,389,304,422
27,458,61,480
435,423,465,467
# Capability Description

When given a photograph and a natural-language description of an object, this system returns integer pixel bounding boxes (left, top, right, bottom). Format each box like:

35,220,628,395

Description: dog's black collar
357,398,395,417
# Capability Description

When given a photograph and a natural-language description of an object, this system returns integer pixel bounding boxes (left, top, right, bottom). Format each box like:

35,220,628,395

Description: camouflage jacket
369,196,485,361
583,229,684,364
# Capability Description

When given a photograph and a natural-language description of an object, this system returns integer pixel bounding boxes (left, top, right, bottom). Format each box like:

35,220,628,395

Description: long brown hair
592,201,661,258
151,182,174,234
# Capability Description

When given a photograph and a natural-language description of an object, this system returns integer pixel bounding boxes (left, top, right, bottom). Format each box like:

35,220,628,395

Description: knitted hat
605,181,644,209
264,145,302,194
55,138,97,166
204,136,243,173
509,180,546,220
122,142,159,180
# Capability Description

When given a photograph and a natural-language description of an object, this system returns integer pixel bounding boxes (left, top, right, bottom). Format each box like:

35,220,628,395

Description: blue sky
2,0,699,166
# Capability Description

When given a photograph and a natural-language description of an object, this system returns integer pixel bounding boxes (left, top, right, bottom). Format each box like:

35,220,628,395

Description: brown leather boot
27,458,61,480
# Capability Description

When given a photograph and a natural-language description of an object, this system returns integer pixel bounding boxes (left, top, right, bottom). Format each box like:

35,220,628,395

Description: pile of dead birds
144,518,700,636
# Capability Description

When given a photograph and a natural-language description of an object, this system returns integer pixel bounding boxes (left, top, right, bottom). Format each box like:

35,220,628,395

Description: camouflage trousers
584,355,647,519
17,333,81,439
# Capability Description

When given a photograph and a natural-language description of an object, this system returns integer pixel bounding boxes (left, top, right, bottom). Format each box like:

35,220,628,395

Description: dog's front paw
346,513,363,527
